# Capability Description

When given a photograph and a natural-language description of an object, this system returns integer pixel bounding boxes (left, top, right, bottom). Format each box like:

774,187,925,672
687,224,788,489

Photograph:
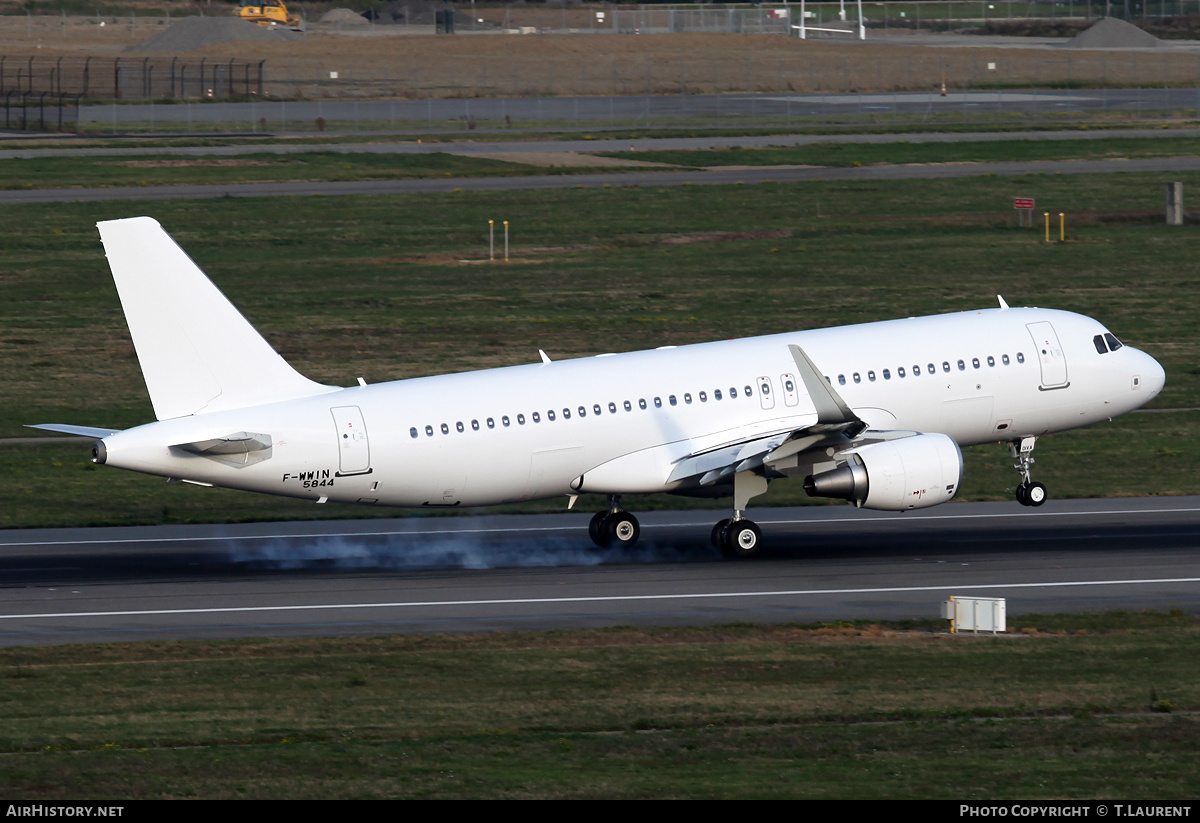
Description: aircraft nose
1138,350,1166,400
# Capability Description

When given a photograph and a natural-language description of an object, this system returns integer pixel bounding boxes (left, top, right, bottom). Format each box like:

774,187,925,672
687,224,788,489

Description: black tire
711,518,733,553
1016,483,1030,506
589,511,610,547
606,511,640,548
723,520,762,559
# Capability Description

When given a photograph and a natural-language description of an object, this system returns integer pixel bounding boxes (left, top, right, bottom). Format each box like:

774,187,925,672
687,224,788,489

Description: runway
1,496,1198,646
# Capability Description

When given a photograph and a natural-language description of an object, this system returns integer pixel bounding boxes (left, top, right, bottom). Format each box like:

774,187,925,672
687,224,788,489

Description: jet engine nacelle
803,433,963,511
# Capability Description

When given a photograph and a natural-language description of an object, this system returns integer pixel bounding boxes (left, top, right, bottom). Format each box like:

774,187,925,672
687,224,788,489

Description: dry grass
2,15,1197,98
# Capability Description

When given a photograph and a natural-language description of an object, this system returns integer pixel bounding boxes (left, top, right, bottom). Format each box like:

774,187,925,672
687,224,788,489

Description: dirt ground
2,14,1198,98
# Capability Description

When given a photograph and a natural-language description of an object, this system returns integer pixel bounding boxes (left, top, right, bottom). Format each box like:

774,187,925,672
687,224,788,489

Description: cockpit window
1104,333,1123,352
1094,334,1108,354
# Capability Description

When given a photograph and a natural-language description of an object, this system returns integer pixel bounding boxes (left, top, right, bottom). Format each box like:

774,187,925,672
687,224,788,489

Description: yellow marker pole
489,219,494,261
1059,213,1065,242
1044,212,1050,243
504,220,509,263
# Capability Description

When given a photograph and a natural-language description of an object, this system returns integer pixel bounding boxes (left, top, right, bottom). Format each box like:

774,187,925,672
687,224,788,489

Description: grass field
3,163,1199,529
2,614,1199,799
2,135,1199,190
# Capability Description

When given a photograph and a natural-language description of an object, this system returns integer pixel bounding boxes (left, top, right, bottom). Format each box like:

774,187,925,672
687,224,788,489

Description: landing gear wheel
606,511,640,548
588,511,611,548
722,520,762,559
1016,481,1047,507
711,518,733,552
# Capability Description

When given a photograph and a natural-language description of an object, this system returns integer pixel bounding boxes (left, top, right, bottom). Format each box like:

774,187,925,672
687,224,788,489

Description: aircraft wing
668,344,871,487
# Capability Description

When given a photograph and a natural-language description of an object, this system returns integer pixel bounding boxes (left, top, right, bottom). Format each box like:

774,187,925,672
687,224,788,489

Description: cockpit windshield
1093,333,1125,354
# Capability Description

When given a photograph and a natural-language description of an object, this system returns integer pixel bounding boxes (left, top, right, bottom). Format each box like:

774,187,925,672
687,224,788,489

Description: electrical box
942,596,1006,634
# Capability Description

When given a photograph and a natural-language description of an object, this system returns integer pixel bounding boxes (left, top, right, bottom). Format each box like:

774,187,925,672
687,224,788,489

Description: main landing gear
587,471,771,559
710,515,763,558
1011,436,1047,507
588,497,641,549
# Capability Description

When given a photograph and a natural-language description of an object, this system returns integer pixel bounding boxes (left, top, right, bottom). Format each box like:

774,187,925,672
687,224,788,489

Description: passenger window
502,416,510,427
898,367,906,378
744,385,752,397
517,414,525,425
1002,355,1010,365
838,375,846,385
883,369,891,380
1104,333,1123,351
562,408,571,419
927,363,935,374
441,423,449,434
624,400,632,412
987,356,995,367
684,393,692,404
579,406,587,417
410,427,418,439
487,418,495,429
471,419,480,431
715,389,723,400
957,360,966,371
942,361,950,373
912,365,920,376
596,404,604,415
533,412,541,423
456,421,464,432
1017,352,1025,363
972,358,980,369
868,371,876,382
699,391,707,402
669,395,677,406
425,425,434,437
607,403,615,414
547,410,555,421
639,399,647,410
853,373,861,383
654,397,662,408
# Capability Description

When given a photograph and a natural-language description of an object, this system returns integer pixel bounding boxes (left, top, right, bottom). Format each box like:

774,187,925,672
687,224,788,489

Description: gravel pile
1063,17,1160,49
126,17,304,53
319,8,370,26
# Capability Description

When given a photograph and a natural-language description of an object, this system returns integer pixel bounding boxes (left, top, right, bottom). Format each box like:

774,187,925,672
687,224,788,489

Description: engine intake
804,433,963,511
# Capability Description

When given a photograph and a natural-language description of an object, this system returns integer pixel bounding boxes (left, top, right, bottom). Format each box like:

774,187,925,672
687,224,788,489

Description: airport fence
0,55,266,101
0,90,80,132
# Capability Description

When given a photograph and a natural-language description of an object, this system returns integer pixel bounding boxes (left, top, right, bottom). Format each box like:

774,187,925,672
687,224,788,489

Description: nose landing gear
1011,436,1047,507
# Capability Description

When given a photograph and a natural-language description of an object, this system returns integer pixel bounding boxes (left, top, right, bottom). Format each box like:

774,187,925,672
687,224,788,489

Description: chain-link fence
0,56,265,101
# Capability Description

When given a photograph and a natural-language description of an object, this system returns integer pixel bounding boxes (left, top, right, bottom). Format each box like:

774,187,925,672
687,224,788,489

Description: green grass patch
0,151,596,191
2,615,1200,798
602,135,1200,168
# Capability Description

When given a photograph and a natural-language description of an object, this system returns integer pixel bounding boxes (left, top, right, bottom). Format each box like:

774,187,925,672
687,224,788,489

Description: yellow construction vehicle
236,0,305,32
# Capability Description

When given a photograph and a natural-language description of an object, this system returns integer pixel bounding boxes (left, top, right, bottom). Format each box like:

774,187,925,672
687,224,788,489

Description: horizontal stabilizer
96,217,338,420
27,424,123,438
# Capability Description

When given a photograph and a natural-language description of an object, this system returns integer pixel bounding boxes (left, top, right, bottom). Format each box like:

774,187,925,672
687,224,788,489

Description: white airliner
32,217,1165,557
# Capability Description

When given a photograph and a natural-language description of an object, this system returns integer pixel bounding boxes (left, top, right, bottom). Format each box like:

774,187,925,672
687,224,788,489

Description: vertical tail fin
98,217,336,420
